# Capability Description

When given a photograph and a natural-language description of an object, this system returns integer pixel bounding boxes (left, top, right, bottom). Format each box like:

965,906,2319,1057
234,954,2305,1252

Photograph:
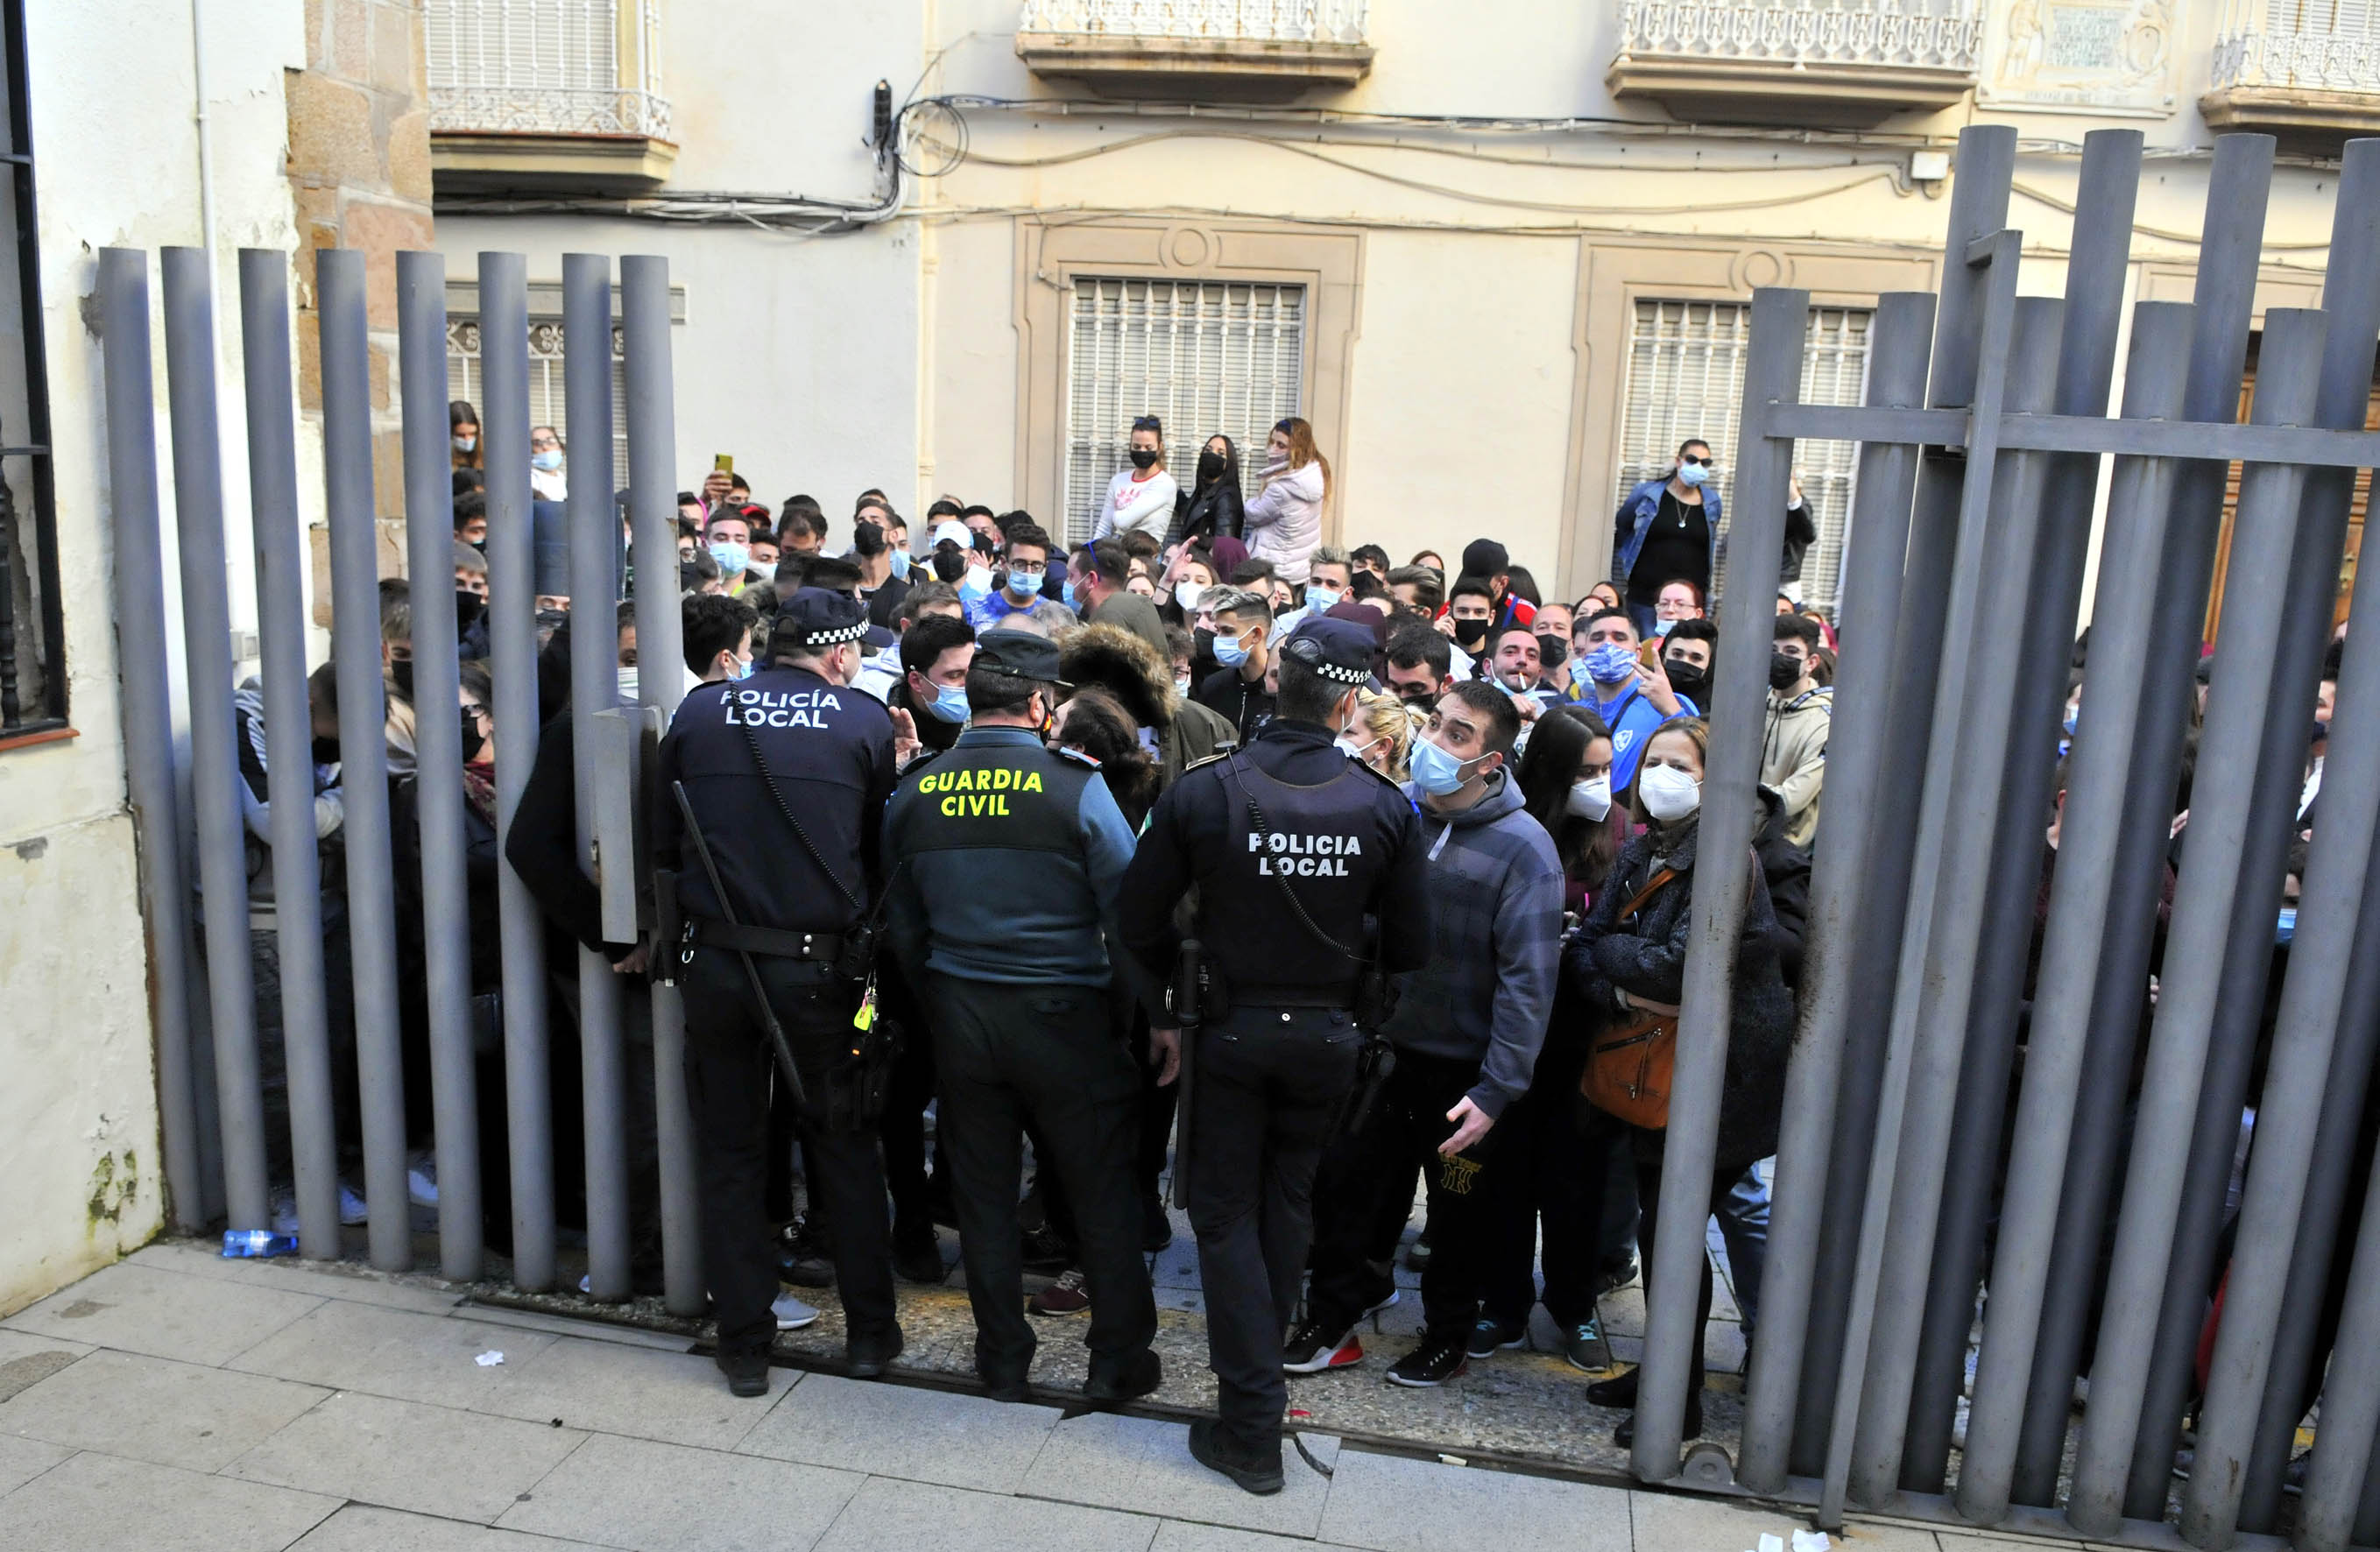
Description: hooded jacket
1058,623,1234,793
1762,683,1830,847
1242,459,1325,585
1382,770,1564,1120
233,677,344,925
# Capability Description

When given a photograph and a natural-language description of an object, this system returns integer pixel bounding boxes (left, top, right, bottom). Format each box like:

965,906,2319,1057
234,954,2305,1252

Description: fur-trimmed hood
1058,621,1177,728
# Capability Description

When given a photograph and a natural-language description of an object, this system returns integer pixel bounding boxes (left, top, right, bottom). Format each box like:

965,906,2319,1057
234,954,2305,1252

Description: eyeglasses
1131,415,1162,432
1679,454,1713,467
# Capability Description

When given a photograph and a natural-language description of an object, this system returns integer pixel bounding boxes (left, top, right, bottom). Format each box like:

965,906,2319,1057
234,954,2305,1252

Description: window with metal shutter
426,0,618,96
1062,277,1306,547
447,314,631,488
1613,300,1872,617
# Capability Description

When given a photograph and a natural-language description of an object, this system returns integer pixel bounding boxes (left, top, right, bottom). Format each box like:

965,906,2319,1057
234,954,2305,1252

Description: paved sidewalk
1,1243,2103,1552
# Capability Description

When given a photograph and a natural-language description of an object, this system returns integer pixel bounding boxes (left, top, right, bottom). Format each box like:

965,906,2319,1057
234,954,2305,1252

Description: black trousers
1631,1130,1740,1400
1309,1048,1499,1344
928,972,1155,1382
681,947,897,1358
1187,1005,1363,1451
1480,1038,1612,1332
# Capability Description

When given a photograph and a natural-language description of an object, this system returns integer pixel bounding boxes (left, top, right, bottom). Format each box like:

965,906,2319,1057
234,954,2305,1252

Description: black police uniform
880,630,1162,1399
1119,617,1430,1461
654,588,900,1374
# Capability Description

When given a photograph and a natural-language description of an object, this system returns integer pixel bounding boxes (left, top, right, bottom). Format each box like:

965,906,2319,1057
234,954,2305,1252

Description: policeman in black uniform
655,587,904,1397
880,629,1165,1405
1119,617,1430,1493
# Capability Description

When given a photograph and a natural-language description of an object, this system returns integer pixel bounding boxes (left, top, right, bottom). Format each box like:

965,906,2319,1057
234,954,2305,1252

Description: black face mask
1535,633,1568,673
1197,449,1227,483
311,736,341,765
1664,660,1709,701
391,658,414,700
456,589,486,636
460,706,488,764
1193,626,1216,663
1452,618,1489,650
1130,448,1160,470
1769,652,1804,690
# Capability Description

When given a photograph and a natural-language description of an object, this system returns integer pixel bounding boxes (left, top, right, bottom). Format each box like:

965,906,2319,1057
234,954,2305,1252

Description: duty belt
1229,980,1359,1011
686,918,844,963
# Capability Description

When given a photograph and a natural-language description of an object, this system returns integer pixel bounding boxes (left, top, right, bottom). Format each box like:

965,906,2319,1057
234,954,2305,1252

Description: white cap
929,519,971,550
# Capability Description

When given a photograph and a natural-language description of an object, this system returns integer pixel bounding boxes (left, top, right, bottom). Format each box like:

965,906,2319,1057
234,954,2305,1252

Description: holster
653,868,687,985
821,1008,904,1135
1353,963,1399,1032
835,920,879,985
1334,1033,1398,1144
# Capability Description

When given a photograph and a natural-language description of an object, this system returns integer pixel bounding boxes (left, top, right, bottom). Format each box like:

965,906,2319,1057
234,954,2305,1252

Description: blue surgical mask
1409,734,1475,797
889,547,911,579
1585,643,1639,686
731,653,755,681
1677,461,1712,488
1652,617,1676,638
1062,578,1080,610
710,540,750,577
1213,631,1251,668
922,681,970,724
532,449,563,472
1005,566,1044,598
1306,585,1341,614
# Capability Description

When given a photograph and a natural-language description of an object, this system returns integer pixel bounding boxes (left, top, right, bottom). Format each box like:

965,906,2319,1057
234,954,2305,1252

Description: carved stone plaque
1980,0,2179,116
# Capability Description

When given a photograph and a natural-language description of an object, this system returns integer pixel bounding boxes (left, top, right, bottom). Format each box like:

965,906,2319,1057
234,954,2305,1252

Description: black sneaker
1560,1319,1609,1372
846,1325,905,1379
1020,1223,1074,1273
1282,1317,1364,1374
716,1349,771,1398
1387,1334,1468,1388
1466,1316,1527,1358
777,1216,836,1288
1189,1417,1285,1495
1084,1347,1162,1402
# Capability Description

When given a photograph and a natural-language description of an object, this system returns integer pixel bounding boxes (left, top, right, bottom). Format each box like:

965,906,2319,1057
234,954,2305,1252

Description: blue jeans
1713,1159,1772,1338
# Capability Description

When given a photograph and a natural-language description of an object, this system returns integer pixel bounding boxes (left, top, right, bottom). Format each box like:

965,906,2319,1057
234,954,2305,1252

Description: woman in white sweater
1243,416,1329,586
1093,414,1179,543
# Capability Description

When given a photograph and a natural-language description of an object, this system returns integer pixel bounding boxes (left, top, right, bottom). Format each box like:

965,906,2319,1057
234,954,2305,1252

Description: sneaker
1020,1223,1073,1273
893,1225,947,1285
1029,1267,1091,1316
1282,1317,1364,1374
1359,1289,1401,1322
717,1349,770,1398
1190,1416,1285,1496
777,1216,836,1288
1594,1251,1641,1297
1401,1229,1433,1273
406,1152,439,1207
1084,1347,1162,1402
269,1190,300,1238
773,1291,821,1330
846,1325,905,1379
1560,1319,1609,1372
1466,1316,1527,1358
1386,1334,1469,1388
338,1183,370,1225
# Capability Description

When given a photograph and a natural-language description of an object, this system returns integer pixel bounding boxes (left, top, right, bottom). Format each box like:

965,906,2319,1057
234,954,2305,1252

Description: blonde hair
1353,689,1423,783
1275,416,1332,504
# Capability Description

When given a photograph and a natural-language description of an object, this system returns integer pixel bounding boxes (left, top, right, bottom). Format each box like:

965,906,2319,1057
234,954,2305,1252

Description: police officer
1119,617,1430,1494
656,587,906,1398
880,629,1164,1405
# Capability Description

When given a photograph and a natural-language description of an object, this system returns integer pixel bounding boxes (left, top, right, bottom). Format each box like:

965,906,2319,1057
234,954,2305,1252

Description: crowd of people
230,399,2343,1492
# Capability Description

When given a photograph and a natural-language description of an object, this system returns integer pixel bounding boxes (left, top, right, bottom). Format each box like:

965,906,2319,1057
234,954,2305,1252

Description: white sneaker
339,1183,369,1225
407,1154,439,1208
269,1189,300,1238
773,1292,821,1330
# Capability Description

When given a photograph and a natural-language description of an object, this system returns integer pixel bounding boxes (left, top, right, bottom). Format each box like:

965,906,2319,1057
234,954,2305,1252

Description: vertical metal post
2298,1124,2380,1549
161,245,268,1232
1900,128,2143,1494
480,250,556,1291
2010,132,2276,1508
399,248,483,1282
1846,282,2057,1509
1790,125,2016,1478
2179,138,2380,1548
2064,306,2326,1539
565,252,630,1302
241,248,343,1256
101,249,205,1233
1821,225,2023,1528
316,249,410,1272
1735,289,1935,1493
622,253,703,1317
1630,284,1804,1480
1954,301,2197,1524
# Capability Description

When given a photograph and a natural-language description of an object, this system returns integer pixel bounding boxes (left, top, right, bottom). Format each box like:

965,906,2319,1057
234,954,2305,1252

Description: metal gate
1648,124,2380,1551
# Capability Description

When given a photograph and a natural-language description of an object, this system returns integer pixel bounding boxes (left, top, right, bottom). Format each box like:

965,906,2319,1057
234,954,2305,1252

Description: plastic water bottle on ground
222,1229,298,1258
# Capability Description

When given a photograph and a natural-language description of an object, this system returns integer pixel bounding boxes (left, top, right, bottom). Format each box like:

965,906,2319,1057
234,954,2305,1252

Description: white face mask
615,665,639,704
1638,763,1702,822
1566,774,1612,822
1175,581,1206,612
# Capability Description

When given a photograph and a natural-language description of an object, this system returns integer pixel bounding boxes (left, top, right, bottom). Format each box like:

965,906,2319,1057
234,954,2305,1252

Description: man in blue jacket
880,629,1163,1405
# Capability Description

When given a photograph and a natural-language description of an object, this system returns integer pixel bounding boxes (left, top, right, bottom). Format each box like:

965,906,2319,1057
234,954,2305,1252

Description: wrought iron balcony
2203,1,2380,145
1608,0,1987,123
1015,0,1375,93
425,0,675,193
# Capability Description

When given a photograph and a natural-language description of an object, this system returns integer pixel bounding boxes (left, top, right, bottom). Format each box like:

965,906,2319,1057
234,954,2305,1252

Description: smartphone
713,454,734,474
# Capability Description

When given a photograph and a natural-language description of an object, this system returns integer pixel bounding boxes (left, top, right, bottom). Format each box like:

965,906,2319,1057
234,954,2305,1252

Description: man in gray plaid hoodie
1289,680,1564,1388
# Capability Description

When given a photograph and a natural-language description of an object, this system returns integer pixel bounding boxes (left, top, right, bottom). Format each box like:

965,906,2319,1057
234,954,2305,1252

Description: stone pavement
0,1241,2115,1552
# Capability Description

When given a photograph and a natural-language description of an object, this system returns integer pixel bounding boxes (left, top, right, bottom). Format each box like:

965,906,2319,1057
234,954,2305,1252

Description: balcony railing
1609,0,1987,122
1015,0,1374,91
2205,2,2380,140
425,0,675,190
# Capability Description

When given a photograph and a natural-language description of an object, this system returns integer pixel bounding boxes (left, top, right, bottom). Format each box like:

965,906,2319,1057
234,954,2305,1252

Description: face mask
391,658,414,700
888,547,911,579
2064,709,2081,736
1213,631,1251,668
710,540,750,577
455,589,486,634
745,561,777,587
1566,774,1613,822
453,434,477,454
922,680,970,724
1193,626,1217,661
1585,643,1639,686
1062,578,1080,610
1677,460,1711,487
2277,906,2299,946
1769,652,1804,690
617,666,641,703
1409,734,1478,797
1451,617,1489,649
1306,586,1342,614
1536,633,1568,673
2314,717,2331,744
1197,449,1226,483
1665,661,1709,701
1176,581,1206,612
1005,566,1044,598
1653,617,1677,637
460,706,488,764
1639,762,1702,822
960,566,992,600
531,449,563,472
311,736,341,766
1338,735,1383,765
1175,673,1192,695
1130,448,1160,470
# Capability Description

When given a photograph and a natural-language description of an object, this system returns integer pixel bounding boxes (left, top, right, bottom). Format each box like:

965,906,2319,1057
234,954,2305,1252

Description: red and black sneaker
1282,1317,1365,1374
1386,1333,1470,1388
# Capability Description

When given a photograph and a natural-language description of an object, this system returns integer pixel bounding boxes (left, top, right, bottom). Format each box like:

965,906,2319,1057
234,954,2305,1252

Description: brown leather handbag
1579,867,1680,1131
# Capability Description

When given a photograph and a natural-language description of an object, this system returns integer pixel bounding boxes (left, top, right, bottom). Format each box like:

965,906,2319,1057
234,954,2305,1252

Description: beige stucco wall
1,0,305,1315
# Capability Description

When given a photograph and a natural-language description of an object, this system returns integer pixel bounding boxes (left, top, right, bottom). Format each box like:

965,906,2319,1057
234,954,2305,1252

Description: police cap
772,587,870,652
1280,616,1375,686
973,629,1070,687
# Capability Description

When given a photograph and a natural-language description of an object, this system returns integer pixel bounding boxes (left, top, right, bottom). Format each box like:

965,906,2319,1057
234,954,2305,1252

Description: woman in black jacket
1164,433,1245,549
1566,716,1794,1445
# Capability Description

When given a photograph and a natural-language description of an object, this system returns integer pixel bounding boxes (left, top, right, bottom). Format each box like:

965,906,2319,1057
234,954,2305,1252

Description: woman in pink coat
1242,416,1329,586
